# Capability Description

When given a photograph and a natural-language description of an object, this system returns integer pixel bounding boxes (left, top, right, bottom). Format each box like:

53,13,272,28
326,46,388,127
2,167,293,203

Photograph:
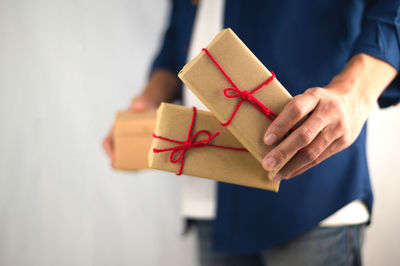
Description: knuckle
320,133,331,147
328,98,345,115
327,98,339,108
296,126,314,145
290,101,305,119
338,135,352,148
274,148,288,162
307,87,323,96
312,115,325,127
302,148,320,163
336,120,347,132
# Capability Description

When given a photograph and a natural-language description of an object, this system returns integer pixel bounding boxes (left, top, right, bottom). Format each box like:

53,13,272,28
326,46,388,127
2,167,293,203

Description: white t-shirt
181,0,369,226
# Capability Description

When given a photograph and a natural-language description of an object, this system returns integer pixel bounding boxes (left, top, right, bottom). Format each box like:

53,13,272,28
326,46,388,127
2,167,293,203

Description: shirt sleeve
350,0,400,107
149,0,196,75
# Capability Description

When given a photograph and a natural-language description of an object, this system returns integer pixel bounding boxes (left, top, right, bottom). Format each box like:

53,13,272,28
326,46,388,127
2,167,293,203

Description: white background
0,0,399,265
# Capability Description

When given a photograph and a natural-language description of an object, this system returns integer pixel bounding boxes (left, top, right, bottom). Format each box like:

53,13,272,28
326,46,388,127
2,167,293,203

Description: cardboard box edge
147,103,166,168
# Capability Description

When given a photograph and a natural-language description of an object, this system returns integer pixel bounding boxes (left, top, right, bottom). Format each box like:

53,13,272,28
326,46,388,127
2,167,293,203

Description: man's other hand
102,95,157,168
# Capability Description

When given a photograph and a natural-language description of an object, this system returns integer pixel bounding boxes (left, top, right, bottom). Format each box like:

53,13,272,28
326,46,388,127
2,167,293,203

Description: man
103,0,400,265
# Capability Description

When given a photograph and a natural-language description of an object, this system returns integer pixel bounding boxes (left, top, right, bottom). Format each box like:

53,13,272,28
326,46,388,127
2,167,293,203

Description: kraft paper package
178,28,294,174
148,103,279,191
113,110,156,170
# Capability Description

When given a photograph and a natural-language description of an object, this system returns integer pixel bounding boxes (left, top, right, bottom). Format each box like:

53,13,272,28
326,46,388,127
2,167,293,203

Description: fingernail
263,156,277,170
264,133,277,145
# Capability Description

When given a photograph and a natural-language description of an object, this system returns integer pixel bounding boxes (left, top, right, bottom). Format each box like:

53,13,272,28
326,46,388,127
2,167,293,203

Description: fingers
131,100,148,112
261,85,363,181
103,95,157,168
130,95,157,112
264,89,320,145
283,138,344,179
268,125,340,181
262,109,328,172
102,131,115,166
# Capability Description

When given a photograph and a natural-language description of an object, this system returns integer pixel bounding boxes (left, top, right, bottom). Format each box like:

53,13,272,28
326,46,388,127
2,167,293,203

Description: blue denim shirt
151,0,400,253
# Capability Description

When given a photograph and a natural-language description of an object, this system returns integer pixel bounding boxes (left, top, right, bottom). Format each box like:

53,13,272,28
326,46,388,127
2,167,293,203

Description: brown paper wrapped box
178,28,293,172
113,110,156,170
148,103,279,191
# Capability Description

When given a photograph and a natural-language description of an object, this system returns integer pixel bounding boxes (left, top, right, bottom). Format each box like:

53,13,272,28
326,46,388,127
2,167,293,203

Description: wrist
141,68,181,106
140,88,164,107
327,53,397,109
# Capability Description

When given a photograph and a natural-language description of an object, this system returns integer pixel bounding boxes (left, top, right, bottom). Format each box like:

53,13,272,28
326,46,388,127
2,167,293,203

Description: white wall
0,1,398,265
364,106,400,266
0,1,197,266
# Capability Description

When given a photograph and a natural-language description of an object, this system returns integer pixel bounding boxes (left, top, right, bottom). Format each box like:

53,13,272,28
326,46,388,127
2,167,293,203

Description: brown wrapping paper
148,103,279,191
178,28,293,173
113,110,156,170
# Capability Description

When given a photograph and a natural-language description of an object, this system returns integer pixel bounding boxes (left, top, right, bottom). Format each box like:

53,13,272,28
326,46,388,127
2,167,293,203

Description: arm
103,0,196,165
352,0,400,107
131,69,181,110
262,0,400,180
132,0,197,107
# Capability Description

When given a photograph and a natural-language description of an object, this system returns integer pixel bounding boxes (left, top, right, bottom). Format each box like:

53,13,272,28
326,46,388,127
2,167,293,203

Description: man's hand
102,95,157,167
262,53,398,181
102,69,180,168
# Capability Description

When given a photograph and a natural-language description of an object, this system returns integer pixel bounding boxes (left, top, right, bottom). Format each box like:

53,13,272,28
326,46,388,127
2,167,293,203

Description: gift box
113,110,156,170
178,28,293,173
148,103,279,191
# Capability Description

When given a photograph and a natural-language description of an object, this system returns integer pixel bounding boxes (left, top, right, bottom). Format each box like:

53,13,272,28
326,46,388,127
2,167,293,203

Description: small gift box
148,103,279,191
179,28,293,173
113,110,156,170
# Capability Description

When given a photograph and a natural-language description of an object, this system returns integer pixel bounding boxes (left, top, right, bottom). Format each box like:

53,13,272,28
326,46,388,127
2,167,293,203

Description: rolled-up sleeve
350,0,400,107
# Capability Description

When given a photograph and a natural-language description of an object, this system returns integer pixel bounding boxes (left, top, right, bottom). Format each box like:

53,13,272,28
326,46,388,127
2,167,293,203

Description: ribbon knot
152,107,247,176
240,90,251,100
223,87,251,101
169,130,219,164
202,48,278,126
182,142,192,150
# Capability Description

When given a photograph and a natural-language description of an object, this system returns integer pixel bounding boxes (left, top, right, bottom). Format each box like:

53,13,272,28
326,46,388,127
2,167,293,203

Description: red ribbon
202,48,278,126
152,106,247,176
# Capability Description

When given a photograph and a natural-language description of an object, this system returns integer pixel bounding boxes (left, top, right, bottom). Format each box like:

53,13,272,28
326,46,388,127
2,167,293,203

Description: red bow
153,107,247,175
202,48,278,126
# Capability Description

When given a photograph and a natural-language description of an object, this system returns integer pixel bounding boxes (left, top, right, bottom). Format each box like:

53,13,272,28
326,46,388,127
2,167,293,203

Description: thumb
131,100,147,112
130,96,156,112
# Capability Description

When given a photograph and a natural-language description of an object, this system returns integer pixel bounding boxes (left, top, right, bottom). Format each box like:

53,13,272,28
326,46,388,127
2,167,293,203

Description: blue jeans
194,220,365,266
